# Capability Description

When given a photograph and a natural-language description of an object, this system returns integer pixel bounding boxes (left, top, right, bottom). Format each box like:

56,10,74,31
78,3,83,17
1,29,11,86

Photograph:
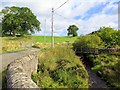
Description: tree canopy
1,6,41,36
67,25,79,37
91,27,120,48
73,26,120,50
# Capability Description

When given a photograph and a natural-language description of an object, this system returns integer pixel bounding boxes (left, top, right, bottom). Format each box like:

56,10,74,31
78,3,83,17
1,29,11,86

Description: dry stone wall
6,51,39,88
76,48,120,55
98,48,120,54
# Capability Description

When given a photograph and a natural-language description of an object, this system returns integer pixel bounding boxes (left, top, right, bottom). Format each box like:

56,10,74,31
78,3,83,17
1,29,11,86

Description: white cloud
102,1,118,14
0,0,119,36
77,14,118,35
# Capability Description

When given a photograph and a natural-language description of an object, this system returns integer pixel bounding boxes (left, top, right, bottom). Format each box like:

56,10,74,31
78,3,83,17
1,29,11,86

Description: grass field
0,36,34,53
32,36,78,43
0,36,78,53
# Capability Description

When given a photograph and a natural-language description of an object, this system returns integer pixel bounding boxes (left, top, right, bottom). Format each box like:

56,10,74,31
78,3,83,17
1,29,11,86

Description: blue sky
81,2,109,20
0,0,119,36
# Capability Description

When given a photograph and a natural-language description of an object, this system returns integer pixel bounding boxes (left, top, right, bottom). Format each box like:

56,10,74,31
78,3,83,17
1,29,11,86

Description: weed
32,46,89,88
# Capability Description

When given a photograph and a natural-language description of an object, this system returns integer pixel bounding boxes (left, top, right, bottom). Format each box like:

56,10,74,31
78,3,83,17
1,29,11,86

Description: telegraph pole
51,0,70,48
51,8,54,48
44,19,46,43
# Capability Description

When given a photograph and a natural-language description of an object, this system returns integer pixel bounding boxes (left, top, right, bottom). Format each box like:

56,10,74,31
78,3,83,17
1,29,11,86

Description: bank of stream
78,54,109,89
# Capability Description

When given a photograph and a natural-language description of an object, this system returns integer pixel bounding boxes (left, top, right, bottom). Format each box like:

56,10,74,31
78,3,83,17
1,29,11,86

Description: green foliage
73,26,120,49
92,55,120,88
1,6,40,36
32,46,89,88
67,25,79,37
73,34,103,50
92,27,120,48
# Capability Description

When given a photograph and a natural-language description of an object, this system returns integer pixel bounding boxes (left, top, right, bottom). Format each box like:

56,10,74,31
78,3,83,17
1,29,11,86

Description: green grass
92,54,120,88
1,36,78,53
32,36,78,43
32,46,89,88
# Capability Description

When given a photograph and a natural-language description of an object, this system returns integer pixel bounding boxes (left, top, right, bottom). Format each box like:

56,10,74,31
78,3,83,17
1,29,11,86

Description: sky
0,0,119,36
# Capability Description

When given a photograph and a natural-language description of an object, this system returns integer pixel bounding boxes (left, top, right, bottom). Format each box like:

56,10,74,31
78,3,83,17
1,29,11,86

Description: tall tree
1,6,41,36
67,25,79,37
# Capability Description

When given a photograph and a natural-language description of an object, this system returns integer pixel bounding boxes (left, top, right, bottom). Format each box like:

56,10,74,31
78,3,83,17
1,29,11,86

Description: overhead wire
54,0,70,11
54,12,80,25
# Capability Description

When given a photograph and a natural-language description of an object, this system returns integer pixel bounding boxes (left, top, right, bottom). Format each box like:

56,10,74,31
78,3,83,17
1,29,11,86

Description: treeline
73,27,120,50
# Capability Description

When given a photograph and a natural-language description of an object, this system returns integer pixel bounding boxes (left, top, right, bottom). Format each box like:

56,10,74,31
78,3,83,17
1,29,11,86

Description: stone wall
6,51,39,88
98,48,120,54
75,48,120,55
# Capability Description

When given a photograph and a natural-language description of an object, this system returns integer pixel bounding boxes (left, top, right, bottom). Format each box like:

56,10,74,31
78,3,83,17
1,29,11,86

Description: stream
83,62,109,88
79,55,109,89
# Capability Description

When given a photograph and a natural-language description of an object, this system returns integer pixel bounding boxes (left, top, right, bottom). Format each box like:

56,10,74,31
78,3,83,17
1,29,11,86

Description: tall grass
1,36,35,53
92,54,120,88
32,46,89,88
